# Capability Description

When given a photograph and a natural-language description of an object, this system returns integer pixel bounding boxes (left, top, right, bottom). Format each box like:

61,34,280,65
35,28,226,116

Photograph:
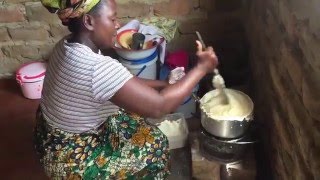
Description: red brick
49,24,70,38
302,70,320,120
0,49,4,59
193,0,214,10
19,45,41,59
1,47,10,57
193,0,200,8
4,0,32,3
0,5,25,23
153,0,192,17
38,44,55,59
117,2,150,18
179,20,210,34
199,0,215,11
1,45,40,60
117,18,133,28
25,2,60,23
8,26,49,41
0,28,11,42
215,0,242,12
280,43,303,93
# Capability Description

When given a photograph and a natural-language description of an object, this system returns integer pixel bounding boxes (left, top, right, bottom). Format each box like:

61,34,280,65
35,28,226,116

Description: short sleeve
92,56,133,102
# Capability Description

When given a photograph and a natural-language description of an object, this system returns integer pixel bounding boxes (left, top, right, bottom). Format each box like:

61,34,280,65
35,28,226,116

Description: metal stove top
199,125,258,164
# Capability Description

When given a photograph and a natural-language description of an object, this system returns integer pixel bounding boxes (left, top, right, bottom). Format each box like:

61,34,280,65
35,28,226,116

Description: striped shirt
40,37,133,133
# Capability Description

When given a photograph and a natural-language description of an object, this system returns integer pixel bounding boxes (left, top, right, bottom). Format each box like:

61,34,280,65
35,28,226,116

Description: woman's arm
138,78,169,90
111,41,218,118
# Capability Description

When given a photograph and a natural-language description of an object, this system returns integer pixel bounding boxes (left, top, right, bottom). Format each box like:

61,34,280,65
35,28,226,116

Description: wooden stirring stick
195,31,229,104
196,31,206,49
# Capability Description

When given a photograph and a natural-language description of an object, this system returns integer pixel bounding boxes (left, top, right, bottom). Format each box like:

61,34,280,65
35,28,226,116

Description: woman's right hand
195,40,219,73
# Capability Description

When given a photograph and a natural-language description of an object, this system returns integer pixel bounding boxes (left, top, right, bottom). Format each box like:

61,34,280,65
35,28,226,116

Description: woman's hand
168,67,186,84
195,40,218,73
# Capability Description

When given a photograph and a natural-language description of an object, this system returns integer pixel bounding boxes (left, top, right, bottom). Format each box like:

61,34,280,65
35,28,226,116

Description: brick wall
0,0,245,81
246,0,320,179
0,0,68,77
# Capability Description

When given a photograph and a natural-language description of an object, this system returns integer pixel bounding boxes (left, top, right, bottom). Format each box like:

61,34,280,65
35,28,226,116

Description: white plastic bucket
175,84,199,118
16,61,47,99
119,50,158,80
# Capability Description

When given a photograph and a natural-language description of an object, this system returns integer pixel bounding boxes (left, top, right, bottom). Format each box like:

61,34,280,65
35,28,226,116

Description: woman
34,0,218,179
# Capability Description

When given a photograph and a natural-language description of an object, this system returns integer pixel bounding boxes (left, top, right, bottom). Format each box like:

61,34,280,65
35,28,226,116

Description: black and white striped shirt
40,37,133,133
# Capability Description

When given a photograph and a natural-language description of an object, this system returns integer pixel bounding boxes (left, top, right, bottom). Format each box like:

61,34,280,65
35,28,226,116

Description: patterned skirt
34,109,170,180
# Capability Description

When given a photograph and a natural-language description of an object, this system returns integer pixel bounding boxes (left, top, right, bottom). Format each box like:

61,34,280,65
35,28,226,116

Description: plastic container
16,61,46,99
147,113,189,150
165,50,189,70
114,29,164,60
175,84,199,118
119,50,158,80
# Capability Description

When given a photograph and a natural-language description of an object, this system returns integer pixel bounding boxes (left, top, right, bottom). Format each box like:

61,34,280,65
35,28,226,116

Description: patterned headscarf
41,0,101,25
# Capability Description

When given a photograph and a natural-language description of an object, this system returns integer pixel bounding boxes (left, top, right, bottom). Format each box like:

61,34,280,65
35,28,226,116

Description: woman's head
67,0,106,34
41,0,120,49
79,0,120,49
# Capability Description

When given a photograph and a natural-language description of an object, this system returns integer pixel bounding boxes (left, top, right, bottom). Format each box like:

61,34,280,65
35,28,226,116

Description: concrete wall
0,0,246,82
246,0,320,179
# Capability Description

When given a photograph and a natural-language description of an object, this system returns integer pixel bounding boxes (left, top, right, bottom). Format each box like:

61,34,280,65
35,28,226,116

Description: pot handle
230,139,258,145
191,93,201,103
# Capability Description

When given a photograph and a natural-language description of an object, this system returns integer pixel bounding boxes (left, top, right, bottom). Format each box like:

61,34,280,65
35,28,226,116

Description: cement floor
0,79,193,179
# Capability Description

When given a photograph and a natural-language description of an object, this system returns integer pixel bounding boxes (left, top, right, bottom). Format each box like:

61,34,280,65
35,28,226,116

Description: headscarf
40,0,101,25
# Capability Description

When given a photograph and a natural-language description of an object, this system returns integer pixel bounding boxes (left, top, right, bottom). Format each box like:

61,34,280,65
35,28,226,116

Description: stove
198,125,258,164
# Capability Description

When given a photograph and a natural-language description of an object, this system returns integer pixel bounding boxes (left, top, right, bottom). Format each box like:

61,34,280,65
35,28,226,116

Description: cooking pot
193,89,254,139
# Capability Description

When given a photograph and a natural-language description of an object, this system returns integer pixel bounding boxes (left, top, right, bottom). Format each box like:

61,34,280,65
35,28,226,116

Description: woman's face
92,0,120,49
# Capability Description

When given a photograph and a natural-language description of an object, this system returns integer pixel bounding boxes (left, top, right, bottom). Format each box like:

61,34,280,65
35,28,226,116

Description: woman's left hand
168,67,186,84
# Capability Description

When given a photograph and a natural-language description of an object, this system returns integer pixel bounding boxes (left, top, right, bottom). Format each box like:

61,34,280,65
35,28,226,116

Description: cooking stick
195,31,218,75
195,31,229,104
196,31,206,49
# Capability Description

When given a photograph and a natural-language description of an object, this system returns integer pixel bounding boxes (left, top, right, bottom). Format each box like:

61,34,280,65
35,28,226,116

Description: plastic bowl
116,29,138,49
114,29,164,60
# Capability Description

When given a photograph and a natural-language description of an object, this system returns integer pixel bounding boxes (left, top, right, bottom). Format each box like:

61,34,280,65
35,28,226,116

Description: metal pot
193,89,254,139
200,110,253,139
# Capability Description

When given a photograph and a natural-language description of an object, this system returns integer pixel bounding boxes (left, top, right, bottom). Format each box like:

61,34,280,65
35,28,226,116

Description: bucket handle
23,72,45,79
16,74,22,85
136,65,147,77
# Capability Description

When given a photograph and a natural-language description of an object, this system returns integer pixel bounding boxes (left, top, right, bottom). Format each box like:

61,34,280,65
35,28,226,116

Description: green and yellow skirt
34,109,170,180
